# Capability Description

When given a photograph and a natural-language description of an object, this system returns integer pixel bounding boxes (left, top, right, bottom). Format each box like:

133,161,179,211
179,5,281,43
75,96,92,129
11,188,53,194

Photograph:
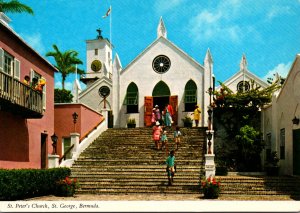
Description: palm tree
0,0,34,14
46,44,84,90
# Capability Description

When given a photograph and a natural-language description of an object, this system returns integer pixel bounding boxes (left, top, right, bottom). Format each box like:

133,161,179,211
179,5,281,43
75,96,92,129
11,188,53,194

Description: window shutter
14,59,20,80
30,69,35,81
41,77,46,110
0,48,3,71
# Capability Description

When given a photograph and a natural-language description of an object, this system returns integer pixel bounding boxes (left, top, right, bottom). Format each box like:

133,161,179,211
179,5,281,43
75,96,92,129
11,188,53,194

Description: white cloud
267,6,292,20
154,0,185,14
189,9,242,42
263,62,292,81
20,33,46,55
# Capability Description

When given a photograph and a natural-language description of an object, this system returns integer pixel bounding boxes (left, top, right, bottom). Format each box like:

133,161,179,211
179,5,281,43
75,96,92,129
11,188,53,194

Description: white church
72,17,300,176
76,17,214,128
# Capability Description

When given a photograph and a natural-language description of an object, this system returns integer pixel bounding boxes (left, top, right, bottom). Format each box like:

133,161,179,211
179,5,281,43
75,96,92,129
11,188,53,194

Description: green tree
46,45,84,89
235,125,263,171
54,88,73,103
214,79,281,110
213,79,281,171
0,0,33,14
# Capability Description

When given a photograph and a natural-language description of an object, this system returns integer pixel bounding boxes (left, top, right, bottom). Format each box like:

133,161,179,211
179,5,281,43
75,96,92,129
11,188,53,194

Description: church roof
0,16,58,72
79,76,112,99
120,36,204,74
276,54,300,100
217,54,268,90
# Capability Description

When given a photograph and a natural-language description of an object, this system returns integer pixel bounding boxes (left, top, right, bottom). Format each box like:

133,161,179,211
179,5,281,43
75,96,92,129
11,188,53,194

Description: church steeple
157,17,167,38
240,54,248,72
205,48,213,64
113,53,122,71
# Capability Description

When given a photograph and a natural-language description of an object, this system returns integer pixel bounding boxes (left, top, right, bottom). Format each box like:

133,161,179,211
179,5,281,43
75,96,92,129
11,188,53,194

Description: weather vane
96,28,103,39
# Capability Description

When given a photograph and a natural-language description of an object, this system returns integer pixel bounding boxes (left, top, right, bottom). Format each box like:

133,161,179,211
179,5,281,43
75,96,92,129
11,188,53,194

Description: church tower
81,29,113,87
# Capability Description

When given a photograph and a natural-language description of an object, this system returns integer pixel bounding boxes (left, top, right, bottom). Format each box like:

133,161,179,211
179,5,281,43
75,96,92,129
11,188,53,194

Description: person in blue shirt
166,150,176,185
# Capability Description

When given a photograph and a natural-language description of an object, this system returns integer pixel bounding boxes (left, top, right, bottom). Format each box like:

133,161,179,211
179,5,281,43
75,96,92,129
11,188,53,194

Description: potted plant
127,118,136,128
265,151,279,176
201,176,221,199
55,176,80,197
182,115,193,127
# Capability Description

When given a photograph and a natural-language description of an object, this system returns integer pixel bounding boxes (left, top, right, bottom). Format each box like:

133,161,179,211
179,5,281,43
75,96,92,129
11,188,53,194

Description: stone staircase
70,127,300,199
71,127,206,194
217,175,300,197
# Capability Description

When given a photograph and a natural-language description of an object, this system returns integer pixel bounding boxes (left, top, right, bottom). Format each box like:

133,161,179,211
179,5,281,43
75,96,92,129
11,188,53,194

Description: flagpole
109,4,112,74
75,64,78,103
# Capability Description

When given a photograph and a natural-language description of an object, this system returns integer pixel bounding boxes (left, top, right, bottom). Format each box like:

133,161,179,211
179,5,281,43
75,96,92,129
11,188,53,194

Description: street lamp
292,116,299,125
51,133,58,155
72,112,78,132
208,87,213,105
206,131,212,154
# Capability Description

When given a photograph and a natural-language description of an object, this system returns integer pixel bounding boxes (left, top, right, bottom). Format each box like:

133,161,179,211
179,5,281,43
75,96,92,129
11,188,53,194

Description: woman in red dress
152,121,162,150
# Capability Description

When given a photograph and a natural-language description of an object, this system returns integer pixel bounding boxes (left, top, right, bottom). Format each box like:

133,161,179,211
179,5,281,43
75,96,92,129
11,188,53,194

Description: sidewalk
25,193,294,201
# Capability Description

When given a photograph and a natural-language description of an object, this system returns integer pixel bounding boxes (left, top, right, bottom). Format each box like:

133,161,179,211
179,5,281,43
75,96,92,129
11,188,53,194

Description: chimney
0,12,11,26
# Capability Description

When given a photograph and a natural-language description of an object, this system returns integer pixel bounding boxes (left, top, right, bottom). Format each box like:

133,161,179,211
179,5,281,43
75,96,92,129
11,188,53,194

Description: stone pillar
70,132,80,159
205,130,215,178
205,154,215,178
48,154,59,168
101,109,109,128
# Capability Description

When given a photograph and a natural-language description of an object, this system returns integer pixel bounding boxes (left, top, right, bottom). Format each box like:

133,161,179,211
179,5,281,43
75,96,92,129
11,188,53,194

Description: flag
102,6,111,18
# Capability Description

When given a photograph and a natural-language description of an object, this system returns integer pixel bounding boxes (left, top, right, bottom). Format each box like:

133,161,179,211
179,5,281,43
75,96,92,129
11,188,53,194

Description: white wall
118,38,207,127
262,55,300,175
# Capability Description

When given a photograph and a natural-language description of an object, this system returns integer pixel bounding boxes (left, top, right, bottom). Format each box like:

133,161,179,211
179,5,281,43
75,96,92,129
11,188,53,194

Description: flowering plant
201,176,221,199
55,176,80,197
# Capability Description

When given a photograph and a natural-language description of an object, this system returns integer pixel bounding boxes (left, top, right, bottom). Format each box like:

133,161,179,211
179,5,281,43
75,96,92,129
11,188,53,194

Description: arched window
184,80,197,112
124,82,139,113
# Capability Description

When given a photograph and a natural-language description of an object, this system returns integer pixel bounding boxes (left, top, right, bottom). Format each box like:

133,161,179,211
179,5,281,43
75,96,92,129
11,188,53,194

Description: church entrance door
144,81,178,127
144,95,178,127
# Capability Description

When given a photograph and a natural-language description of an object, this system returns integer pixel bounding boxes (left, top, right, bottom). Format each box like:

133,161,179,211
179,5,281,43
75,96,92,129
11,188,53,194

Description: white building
217,54,269,93
76,17,214,128
261,54,300,175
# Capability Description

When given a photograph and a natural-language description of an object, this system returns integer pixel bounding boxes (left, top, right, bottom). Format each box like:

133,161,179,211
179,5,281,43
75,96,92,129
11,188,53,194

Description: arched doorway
152,81,170,112
144,81,178,127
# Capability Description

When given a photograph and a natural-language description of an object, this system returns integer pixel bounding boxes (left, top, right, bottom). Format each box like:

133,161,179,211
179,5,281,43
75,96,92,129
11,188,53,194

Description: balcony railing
0,70,43,118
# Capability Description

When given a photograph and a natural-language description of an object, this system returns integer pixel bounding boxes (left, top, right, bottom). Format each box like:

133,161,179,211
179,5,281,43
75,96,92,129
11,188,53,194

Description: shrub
55,176,80,197
201,176,221,199
0,168,71,200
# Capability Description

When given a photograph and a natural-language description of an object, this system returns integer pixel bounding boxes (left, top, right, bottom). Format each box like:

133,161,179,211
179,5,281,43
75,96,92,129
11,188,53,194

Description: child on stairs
166,150,176,186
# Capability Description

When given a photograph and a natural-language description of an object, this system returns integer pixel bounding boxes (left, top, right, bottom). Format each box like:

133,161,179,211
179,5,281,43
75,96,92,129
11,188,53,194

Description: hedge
0,167,71,200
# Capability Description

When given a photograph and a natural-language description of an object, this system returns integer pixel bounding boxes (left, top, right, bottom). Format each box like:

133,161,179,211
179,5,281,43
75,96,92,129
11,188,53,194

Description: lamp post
208,87,213,106
72,112,78,132
206,131,213,154
205,86,215,178
51,133,58,155
292,116,299,125
207,87,213,130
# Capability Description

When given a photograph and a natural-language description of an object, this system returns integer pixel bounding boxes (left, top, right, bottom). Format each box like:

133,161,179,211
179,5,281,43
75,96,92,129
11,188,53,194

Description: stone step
72,173,203,177
72,166,201,174
74,159,204,164
71,127,206,196
220,190,300,195
76,186,200,194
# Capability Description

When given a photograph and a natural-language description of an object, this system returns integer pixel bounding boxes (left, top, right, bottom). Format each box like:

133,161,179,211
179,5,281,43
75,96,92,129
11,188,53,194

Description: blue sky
6,0,300,90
